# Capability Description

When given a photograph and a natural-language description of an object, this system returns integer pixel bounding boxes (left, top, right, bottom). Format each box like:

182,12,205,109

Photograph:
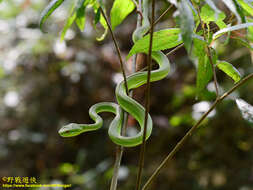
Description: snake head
58,123,83,137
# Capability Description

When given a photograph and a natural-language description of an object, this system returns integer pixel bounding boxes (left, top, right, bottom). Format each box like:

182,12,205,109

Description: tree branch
142,73,253,190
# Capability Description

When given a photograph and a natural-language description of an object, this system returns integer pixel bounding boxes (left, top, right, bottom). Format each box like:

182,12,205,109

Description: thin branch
142,73,253,190
145,4,173,35
166,43,184,56
99,7,129,96
99,6,130,190
135,0,155,189
154,4,173,27
108,0,142,188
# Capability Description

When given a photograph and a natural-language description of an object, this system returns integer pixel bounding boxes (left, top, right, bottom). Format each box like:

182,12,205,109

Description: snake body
59,0,171,147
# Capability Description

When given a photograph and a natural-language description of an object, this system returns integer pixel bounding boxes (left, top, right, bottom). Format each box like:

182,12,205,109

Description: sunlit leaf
248,18,253,42
236,0,253,16
110,0,135,31
76,0,87,31
217,61,241,83
92,2,108,41
236,99,253,124
200,4,226,29
39,0,65,32
213,23,253,40
127,28,182,59
61,5,77,41
178,0,195,52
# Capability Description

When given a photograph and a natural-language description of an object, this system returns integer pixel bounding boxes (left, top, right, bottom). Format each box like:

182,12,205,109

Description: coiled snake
58,0,171,147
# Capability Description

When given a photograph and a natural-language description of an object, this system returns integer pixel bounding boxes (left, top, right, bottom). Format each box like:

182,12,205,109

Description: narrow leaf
217,61,241,83
39,0,65,32
127,28,182,59
223,0,242,23
236,0,253,16
200,4,226,29
213,23,253,40
76,0,87,31
178,0,195,52
236,99,253,124
196,55,213,96
110,0,135,31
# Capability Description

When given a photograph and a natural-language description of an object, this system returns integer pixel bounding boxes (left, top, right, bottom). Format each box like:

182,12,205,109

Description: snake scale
58,0,171,147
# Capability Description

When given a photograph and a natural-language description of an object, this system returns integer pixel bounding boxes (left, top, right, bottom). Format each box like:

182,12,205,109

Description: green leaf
61,4,77,41
230,0,246,23
76,0,87,31
127,28,182,59
39,0,65,32
196,55,213,97
178,0,195,52
200,4,226,29
236,0,253,16
61,0,87,40
213,23,253,40
217,61,241,83
247,18,253,42
110,0,135,31
236,99,253,125
92,3,108,41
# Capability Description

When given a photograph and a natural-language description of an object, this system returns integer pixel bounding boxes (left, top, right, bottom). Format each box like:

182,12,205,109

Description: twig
99,7,129,96
145,4,173,35
107,0,143,188
135,0,155,190
99,6,130,190
142,73,253,190
166,43,184,56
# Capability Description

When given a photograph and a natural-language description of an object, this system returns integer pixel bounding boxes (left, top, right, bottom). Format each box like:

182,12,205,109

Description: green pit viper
58,0,171,147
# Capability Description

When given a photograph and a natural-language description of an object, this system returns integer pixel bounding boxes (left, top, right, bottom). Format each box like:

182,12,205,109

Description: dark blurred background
0,0,253,189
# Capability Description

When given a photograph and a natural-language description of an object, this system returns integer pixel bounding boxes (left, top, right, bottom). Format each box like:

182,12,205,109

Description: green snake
58,0,171,147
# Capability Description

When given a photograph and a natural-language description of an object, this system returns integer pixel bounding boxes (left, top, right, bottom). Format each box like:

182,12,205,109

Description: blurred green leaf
61,4,77,41
76,0,87,31
110,0,135,31
236,99,253,124
200,4,226,29
178,0,195,52
39,0,65,32
217,61,241,83
127,28,182,59
197,55,213,97
236,0,253,16
59,163,79,174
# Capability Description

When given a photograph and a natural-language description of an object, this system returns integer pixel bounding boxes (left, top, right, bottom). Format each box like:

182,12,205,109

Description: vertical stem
99,7,129,96
135,0,155,189
107,1,143,189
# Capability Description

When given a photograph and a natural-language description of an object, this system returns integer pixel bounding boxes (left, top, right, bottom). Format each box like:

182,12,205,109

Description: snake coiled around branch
58,0,171,147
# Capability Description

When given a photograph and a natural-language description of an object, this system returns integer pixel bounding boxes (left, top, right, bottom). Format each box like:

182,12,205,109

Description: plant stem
99,7,129,96
145,4,173,35
107,1,143,189
135,0,155,189
142,73,253,190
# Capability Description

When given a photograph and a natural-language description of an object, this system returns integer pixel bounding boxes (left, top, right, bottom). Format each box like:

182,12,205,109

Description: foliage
1,0,253,189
